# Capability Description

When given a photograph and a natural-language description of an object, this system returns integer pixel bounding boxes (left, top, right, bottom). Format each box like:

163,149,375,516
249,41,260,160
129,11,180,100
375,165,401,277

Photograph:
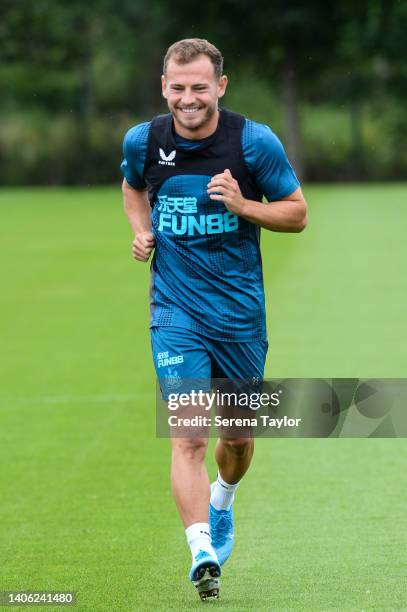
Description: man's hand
132,231,155,262
207,169,307,233
207,168,247,215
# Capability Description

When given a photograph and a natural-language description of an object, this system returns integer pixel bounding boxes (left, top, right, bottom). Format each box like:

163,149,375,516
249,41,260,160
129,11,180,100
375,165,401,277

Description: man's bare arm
122,178,155,261
207,170,308,233
238,187,307,233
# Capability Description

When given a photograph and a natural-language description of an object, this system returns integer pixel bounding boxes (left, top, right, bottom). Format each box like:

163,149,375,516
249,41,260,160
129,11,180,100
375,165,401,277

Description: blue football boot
189,549,221,601
209,483,235,565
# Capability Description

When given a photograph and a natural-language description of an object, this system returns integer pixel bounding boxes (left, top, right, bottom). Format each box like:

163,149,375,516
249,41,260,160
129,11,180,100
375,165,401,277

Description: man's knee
172,437,208,461
220,437,254,457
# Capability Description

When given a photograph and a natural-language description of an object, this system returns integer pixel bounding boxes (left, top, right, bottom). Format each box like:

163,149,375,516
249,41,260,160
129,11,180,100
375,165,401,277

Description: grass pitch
1,184,407,611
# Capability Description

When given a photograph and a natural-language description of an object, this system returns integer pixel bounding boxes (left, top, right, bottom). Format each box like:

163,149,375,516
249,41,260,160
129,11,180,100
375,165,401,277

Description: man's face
162,54,227,138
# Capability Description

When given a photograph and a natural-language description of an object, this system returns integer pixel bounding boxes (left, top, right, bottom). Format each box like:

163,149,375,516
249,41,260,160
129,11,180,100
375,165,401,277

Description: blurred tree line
0,0,406,185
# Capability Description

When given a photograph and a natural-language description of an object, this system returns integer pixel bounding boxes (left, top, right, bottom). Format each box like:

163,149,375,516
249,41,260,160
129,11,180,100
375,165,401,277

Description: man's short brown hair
163,38,224,79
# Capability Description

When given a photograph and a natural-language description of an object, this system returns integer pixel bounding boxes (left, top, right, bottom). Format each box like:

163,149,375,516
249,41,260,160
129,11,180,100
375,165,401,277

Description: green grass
1,185,407,611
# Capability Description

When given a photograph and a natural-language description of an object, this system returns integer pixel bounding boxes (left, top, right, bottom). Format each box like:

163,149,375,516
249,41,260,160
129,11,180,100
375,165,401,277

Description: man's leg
209,436,254,566
171,436,210,526
171,435,221,600
150,327,220,598
214,436,254,485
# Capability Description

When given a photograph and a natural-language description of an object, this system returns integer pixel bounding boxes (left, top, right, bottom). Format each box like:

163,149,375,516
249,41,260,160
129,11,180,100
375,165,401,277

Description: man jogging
121,38,307,601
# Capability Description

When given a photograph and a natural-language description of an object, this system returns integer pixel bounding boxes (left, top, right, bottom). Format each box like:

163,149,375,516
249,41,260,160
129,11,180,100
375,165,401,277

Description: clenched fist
207,168,247,216
132,231,155,262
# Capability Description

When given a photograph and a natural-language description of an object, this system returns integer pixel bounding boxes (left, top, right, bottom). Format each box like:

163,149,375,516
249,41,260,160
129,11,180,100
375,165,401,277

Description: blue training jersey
120,114,300,342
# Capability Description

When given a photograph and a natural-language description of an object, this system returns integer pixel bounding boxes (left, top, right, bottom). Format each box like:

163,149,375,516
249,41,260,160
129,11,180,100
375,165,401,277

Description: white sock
210,473,240,511
185,522,217,561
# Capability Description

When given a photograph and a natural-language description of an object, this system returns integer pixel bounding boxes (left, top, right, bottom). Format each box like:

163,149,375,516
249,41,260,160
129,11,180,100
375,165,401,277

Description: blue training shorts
151,326,268,399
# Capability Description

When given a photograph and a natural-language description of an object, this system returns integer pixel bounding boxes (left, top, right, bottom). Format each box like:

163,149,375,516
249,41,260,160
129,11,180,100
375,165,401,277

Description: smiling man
121,38,307,601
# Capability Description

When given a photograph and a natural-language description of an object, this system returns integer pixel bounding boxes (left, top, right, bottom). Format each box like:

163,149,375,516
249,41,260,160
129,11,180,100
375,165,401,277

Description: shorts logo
165,367,182,390
158,148,176,166
157,351,184,368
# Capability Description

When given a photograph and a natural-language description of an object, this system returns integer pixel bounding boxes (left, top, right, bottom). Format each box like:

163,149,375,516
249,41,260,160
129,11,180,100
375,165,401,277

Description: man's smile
177,106,203,114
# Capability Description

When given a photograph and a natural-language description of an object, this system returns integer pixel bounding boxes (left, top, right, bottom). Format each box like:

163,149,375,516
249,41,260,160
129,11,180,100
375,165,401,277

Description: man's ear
161,75,167,99
218,75,228,99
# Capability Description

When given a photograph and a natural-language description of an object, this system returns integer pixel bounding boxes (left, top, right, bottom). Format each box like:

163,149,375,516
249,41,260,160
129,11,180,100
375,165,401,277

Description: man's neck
173,109,220,141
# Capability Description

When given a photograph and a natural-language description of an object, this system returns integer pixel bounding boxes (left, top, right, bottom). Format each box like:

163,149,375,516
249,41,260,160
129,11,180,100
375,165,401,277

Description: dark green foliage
0,0,406,184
